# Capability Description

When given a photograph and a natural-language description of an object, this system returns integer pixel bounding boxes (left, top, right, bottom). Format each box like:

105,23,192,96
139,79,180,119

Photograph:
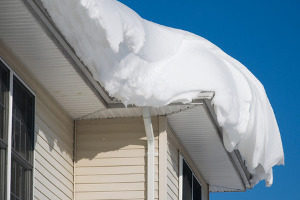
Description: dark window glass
0,61,9,200
10,159,32,200
183,159,193,200
11,77,34,200
193,176,202,200
0,62,9,140
182,159,202,200
0,149,6,200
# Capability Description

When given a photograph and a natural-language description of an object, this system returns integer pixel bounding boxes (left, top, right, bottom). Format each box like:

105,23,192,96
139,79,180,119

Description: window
0,59,35,200
180,157,202,200
0,61,9,200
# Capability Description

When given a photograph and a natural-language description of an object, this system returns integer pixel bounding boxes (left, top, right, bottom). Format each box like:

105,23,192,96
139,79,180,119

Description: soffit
167,105,246,192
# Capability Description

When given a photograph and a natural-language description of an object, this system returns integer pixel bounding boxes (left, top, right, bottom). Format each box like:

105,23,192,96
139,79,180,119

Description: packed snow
41,0,284,186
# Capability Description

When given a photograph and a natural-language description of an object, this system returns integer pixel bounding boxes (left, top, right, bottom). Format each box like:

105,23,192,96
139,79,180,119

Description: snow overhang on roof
1,0,283,190
36,0,283,188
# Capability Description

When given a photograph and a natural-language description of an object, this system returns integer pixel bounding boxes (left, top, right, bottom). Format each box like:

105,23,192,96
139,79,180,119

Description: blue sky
118,0,300,199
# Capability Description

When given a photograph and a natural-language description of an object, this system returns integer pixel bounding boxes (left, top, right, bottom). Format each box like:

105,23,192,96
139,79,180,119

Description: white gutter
142,107,155,200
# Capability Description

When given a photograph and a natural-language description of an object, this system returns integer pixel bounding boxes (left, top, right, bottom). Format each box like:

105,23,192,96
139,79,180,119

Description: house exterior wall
1,42,209,200
0,44,74,200
75,117,159,200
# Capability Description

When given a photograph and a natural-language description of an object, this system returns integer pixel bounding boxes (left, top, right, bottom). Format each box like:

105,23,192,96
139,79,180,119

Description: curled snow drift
41,0,284,186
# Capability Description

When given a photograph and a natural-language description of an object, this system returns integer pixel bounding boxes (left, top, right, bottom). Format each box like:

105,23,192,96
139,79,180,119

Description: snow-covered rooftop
41,0,284,186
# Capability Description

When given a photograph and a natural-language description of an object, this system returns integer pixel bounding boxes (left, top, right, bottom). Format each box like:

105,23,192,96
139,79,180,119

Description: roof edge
202,99,253,190
22,1,252,188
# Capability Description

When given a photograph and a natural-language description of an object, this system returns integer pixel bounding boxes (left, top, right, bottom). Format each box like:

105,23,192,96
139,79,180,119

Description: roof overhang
0,0,111,118
0,0,252,192
167,100,252,192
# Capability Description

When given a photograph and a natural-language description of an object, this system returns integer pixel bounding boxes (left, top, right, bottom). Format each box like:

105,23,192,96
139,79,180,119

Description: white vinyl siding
75,117,159,200
34,101,73,200
167,136,179,200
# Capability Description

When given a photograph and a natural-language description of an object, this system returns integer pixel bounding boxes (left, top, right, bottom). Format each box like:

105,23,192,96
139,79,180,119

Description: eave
2,0,252,192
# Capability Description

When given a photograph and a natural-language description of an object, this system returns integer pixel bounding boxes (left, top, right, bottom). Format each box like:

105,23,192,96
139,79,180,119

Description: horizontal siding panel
167,192,177,200
77,117,158,130
34,94,73,131
167,159,179,180
77,131,159,138
76,157,158,167
75,117,160,199
76,173,159,184
77,132,156,141
167,142,179,163
34,161,73,197
167,153,179,171
75,182,159,192
76,165,159,175
35,142,73,175
167,176,179,198
77,148,146,159
167,191,178,200
167,169,179,189
167,147,179,164
167,137,179,200
36,134,73,166
35,128,73,158
34,170,72,200
35,152,73,188
77,123,145,134
33,187,51,200
34,182,58,200
36,101,73,141
35,115,73,153
76,190,159,200
77,140,159,151
34,98,74,199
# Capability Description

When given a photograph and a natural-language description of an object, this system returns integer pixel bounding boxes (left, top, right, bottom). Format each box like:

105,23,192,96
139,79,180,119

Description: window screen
10,77,34,200
0,62,9,141
182,159,202,200
183,159,193,200
193,176,202,200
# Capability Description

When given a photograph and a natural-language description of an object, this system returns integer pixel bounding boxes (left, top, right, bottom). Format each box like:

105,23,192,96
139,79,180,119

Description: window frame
0,60,10,200
179,154,203,200
0,57,35,200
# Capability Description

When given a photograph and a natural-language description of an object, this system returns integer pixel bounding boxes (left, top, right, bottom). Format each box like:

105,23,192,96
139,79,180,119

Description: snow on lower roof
41,0,284,186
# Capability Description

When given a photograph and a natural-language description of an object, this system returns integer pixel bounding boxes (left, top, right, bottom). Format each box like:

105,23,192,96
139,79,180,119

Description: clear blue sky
119,0,299,199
